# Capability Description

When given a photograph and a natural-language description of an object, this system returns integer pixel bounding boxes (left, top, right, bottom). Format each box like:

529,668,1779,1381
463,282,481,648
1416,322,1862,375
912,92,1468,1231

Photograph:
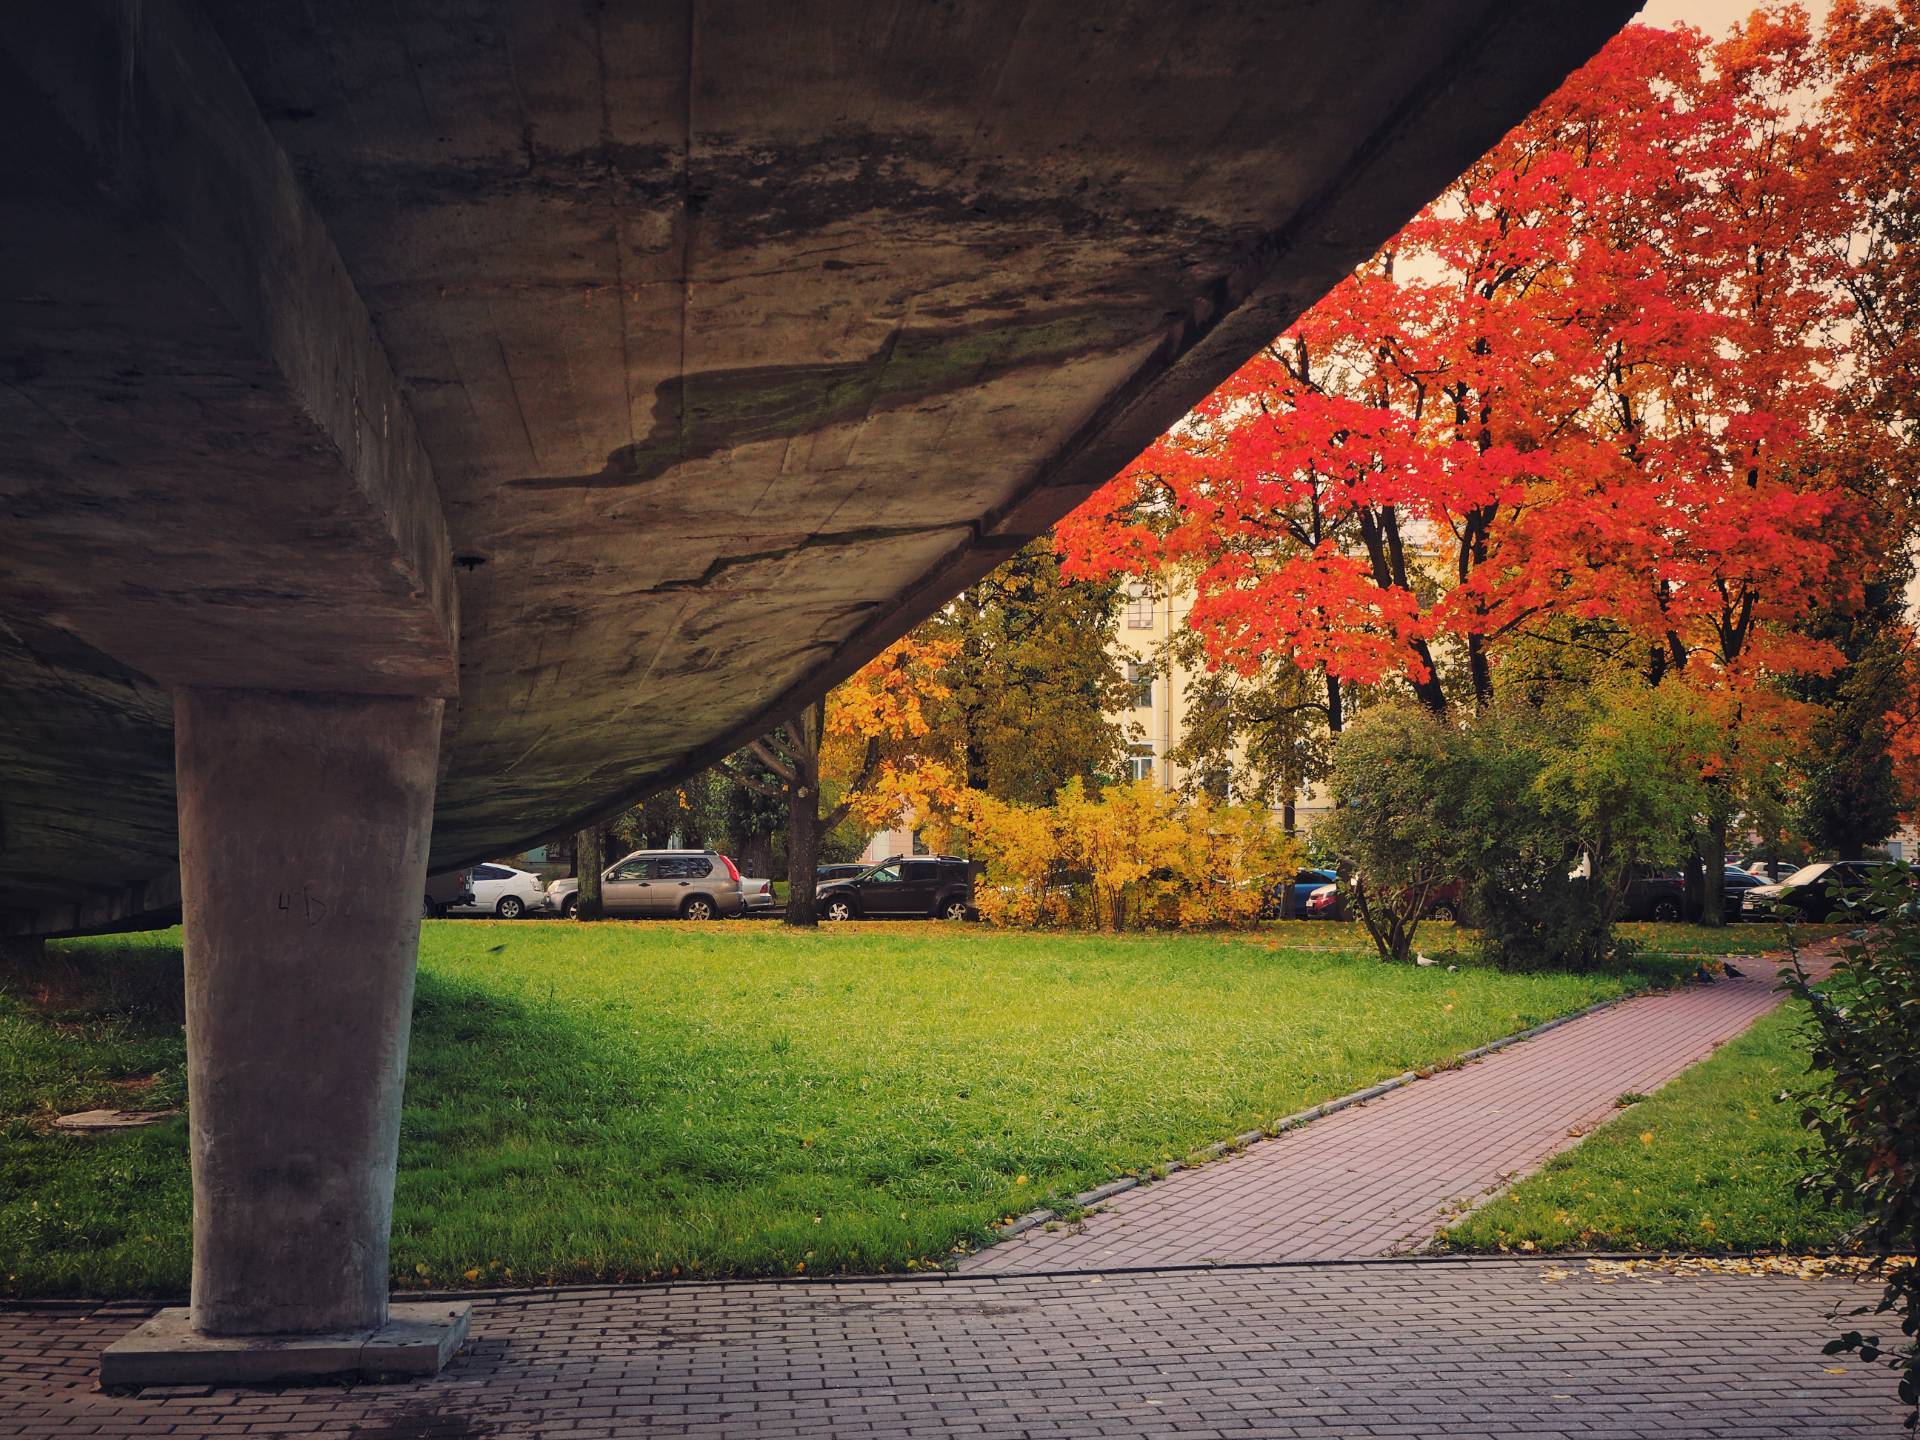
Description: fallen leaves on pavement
1584,1254,1912,1282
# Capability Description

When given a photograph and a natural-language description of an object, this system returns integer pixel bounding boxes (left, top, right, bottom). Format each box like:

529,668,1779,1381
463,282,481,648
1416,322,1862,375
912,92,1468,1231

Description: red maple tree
1057,15,1864,726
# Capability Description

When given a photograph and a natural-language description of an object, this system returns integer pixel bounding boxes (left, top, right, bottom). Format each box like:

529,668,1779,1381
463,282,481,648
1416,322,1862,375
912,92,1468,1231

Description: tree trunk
740,830,776,880
1700,806,1727,928
784,702,826,928
1407,644,1448,717
1466,633,1495,710
784,784,821,927
575,824,605,920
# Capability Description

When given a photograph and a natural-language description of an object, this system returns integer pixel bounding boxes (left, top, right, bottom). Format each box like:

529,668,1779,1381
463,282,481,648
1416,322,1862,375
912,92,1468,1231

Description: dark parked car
422,869,473,918
818,856,975,921
1745,860,1898,920
1620,866,1751,922
1267,868,1339,919
1620,869,1684,921
1722,866,1766,909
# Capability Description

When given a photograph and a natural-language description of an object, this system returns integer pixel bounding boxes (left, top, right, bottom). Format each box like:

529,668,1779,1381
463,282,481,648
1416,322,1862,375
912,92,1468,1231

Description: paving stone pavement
966,959,1797,1275
1,1259,1901,1437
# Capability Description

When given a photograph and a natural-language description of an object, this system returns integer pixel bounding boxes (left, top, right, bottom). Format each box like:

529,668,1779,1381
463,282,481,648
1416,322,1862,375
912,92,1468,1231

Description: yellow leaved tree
727,634,962,926
964,779,1300,932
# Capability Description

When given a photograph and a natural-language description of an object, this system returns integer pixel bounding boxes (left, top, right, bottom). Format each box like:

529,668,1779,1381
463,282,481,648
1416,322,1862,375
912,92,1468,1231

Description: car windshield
1780,863,1831,887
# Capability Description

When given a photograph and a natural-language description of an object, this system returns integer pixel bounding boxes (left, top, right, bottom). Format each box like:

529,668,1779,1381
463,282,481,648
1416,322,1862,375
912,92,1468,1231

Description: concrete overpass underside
1,0,1636,1378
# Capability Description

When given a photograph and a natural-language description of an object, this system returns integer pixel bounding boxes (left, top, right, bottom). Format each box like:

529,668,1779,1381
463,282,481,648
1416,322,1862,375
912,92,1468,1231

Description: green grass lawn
1439,999,1858,1254
1,920,1685,1297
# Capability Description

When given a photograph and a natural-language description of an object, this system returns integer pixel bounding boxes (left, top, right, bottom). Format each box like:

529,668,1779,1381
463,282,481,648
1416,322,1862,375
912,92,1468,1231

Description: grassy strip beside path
3,921,1670,1297
1439,999,1858,1254
1261,920,1845,957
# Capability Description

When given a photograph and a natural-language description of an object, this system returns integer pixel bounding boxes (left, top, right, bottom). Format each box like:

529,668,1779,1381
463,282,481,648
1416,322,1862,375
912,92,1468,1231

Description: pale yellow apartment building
1110,578,1332,827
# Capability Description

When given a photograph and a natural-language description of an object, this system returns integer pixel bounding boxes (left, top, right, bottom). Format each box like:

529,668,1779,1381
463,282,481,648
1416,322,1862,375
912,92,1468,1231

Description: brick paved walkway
966,960,1795,1274
1,1259,1900,1437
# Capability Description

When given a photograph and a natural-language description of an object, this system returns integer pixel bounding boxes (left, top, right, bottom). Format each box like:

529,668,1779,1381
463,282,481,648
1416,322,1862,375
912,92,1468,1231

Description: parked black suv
1619,866,1749,922
817,856,975,921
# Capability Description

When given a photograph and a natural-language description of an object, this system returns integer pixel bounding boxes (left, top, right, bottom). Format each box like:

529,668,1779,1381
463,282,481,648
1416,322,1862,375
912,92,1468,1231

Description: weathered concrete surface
1,1,1641,933
99,1302,471,1387
0,0,457,936
175,689,441,1335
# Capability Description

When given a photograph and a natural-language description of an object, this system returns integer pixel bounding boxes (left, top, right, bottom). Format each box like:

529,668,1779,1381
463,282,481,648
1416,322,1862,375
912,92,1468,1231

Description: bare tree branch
720,756,786,799
748,736,798,784
821,735,881,832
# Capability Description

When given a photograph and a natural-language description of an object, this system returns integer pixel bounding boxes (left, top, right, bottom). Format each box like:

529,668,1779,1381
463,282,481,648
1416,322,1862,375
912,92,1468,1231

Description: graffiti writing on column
276,888,332,925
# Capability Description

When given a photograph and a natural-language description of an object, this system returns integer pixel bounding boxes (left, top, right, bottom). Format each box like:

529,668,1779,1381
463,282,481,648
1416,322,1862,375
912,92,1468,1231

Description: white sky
1639,0,1832,33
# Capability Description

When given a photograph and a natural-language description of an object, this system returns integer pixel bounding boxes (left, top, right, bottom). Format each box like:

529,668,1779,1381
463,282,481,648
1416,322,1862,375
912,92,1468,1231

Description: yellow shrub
962,781,1301,931
961,792,1066,928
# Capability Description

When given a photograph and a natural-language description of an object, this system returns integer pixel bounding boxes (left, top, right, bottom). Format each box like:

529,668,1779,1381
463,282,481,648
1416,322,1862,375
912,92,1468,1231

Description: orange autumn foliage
821,634,964,831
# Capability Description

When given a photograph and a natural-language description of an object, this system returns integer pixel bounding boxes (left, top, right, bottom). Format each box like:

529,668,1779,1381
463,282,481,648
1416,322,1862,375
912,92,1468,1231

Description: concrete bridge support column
102,689,469,1386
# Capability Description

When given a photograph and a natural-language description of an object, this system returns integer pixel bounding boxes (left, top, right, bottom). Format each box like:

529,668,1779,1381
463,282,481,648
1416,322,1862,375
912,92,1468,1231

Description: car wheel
561,894,579,919
681,897,715,921
940,898,972,921
1427,901,1457,923
496,895,524,920
1651,898,1682,922
823,899,855,922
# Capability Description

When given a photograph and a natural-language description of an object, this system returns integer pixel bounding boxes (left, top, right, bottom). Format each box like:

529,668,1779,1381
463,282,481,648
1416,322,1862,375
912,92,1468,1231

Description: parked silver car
738,876,778,914
545,849,747,920
449,862,548,919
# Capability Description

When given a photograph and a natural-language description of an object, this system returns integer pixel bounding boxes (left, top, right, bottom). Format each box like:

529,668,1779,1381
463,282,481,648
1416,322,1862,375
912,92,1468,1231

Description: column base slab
100,1301,470,1388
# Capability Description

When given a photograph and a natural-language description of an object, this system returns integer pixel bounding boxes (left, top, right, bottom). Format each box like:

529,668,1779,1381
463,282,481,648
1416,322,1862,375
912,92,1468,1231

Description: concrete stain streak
506,310,1141,493
642,521,975,596
486,322,541,473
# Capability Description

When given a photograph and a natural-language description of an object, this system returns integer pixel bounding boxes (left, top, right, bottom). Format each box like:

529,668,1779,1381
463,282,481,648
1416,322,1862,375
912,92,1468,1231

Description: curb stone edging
2,1247,1887,1315
985,989,1669,1245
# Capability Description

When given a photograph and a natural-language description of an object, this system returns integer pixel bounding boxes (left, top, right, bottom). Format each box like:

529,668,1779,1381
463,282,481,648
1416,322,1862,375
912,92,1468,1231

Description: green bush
1784,866,1920,1428
1324,704,1463,963
1327,688,1702,970
1449,706,1617,972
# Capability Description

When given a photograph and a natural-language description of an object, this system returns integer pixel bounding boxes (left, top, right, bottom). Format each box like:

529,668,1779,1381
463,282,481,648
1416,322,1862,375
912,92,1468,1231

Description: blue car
1268,868,1339,919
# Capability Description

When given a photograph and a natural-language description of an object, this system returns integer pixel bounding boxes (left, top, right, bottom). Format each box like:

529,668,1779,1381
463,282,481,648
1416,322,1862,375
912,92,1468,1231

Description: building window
1127,661,1153,709
1127,744,1155,783
1124,584,1154,629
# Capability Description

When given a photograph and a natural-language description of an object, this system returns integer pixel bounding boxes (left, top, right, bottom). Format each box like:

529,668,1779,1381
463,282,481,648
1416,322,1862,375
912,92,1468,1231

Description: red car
1303,878,1462,922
